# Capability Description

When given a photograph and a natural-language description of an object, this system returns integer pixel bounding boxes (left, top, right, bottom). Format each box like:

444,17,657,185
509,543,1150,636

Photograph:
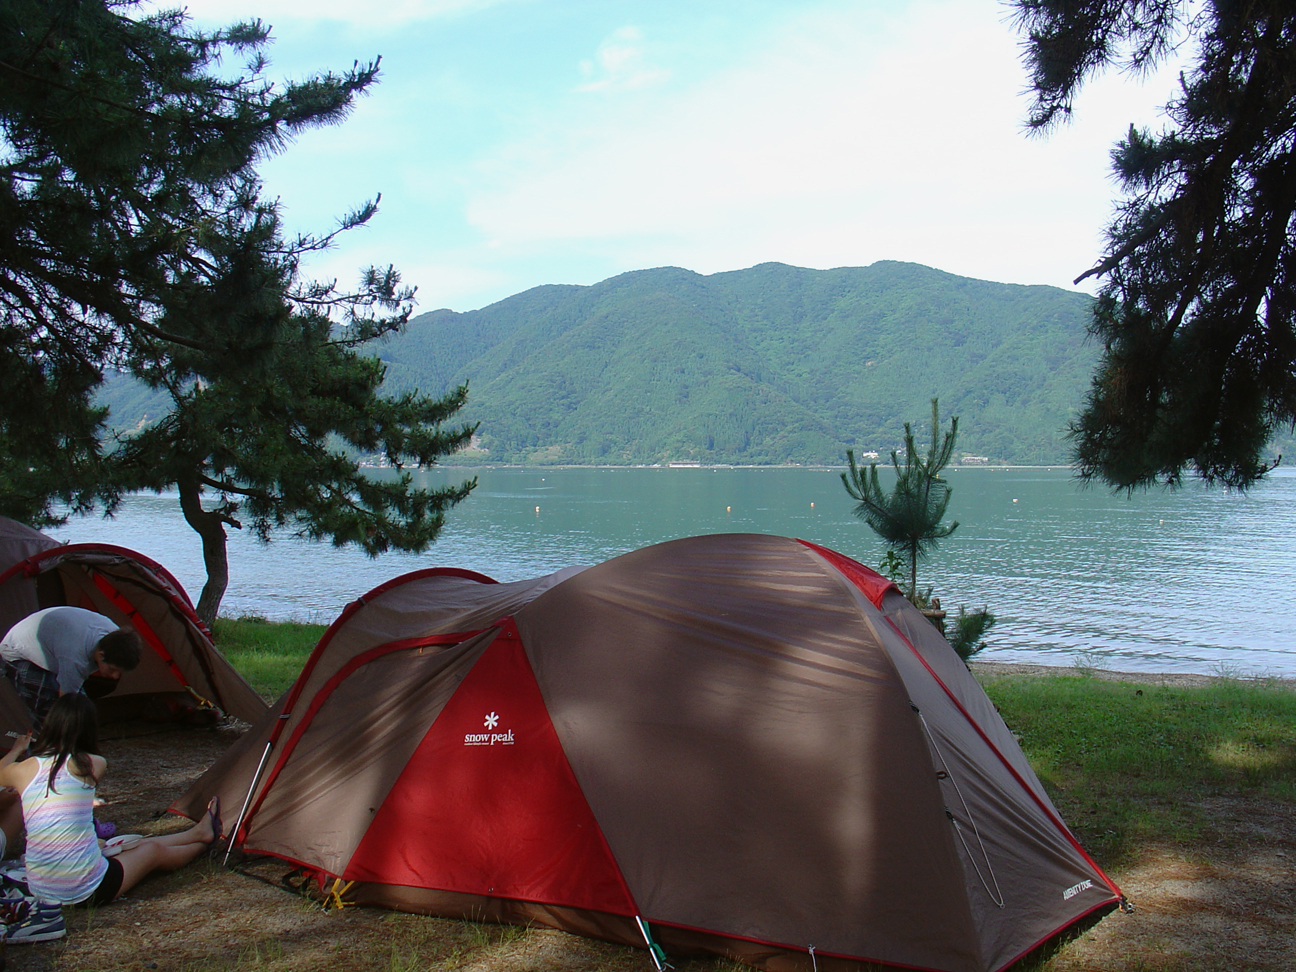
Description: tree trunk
908,541,918,602
178,472,230,629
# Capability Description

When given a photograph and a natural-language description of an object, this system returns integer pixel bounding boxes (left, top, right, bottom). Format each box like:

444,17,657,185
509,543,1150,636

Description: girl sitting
0,694,218,942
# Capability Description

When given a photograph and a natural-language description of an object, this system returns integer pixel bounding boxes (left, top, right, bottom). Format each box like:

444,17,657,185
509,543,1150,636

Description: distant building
961,455,989,464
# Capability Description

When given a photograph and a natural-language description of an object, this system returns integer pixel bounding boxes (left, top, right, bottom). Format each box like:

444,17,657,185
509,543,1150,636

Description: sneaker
5,901,65,943
0,895,29,925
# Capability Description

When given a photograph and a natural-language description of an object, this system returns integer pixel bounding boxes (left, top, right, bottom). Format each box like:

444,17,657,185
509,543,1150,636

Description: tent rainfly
175,534,1124,972
0,516,61,644
0,523,268,732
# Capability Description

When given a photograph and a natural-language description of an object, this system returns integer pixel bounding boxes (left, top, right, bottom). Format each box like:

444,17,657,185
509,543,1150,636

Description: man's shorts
2,660,60,730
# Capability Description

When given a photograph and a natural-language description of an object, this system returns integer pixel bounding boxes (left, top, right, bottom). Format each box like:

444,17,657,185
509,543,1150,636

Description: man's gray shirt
0,606,117,694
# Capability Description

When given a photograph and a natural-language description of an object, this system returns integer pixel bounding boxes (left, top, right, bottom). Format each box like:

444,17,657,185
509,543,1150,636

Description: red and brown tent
0,525,267,730
176,533,1122,972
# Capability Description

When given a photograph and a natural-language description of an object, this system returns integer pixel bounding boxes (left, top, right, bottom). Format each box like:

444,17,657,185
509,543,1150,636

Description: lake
47,465,1296,678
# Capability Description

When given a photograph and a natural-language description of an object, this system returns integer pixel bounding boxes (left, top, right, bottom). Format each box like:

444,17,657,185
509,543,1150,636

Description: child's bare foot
201,797,221,844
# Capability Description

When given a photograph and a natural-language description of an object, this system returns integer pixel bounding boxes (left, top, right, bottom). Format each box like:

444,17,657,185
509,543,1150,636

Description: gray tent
177,534,1122,972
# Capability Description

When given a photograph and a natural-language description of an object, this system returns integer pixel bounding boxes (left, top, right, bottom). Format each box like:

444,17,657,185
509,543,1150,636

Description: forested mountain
113,259,1281,467
376,261,1099,465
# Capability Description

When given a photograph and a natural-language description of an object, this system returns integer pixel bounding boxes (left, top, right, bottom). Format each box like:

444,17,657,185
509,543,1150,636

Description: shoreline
428,462,1080,472
969,659,1296,689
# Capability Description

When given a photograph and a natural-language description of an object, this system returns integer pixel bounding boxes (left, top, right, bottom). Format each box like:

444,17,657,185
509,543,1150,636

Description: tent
175,534,1122,972
0,517,62,644
0,526,268,730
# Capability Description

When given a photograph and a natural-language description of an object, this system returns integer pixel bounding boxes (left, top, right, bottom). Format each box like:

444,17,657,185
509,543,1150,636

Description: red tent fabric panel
796,539,896,608
346,625,637,917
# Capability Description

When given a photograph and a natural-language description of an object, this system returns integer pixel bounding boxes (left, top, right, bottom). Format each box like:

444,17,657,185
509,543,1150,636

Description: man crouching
0,607,142,731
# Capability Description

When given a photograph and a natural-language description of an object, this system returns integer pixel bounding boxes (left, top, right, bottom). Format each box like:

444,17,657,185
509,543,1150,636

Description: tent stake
634,916,672,970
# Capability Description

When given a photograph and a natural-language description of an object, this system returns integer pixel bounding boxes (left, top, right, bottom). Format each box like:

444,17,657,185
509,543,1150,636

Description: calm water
48,466,1296,677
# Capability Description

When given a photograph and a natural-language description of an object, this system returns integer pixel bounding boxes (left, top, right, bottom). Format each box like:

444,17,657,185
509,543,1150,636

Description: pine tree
841,399,959,601
114,303,476,624
1014,0,1296,490
2,3,378,516
1,2,476,623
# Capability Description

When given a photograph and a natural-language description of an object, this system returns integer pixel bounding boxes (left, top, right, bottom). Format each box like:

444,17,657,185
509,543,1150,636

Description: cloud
157,0,1190,310
575,26,671,93
459,0,1180,294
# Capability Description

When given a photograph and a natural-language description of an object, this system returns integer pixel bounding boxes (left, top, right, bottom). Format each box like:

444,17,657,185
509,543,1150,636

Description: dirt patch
3,671,1294,972
1045,797,1296,971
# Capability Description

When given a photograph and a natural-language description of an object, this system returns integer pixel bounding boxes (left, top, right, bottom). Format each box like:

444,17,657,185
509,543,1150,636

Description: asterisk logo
484,712,499,729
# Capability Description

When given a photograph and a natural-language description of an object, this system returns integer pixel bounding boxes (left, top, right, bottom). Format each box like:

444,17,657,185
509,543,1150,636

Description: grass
210,614,327,700
981,673,1296,865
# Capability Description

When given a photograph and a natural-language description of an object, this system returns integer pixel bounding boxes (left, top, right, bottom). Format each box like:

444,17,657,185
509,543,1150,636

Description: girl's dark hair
31,694,100,793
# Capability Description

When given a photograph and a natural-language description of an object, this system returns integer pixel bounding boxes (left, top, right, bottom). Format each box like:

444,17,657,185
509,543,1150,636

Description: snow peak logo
1063,879,1094,901
464,711,515,746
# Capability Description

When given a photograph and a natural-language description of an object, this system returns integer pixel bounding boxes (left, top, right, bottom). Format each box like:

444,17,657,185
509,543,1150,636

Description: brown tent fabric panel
867,596,1115,971
798,551,1120,970
0,517,60,643
177,534,1119,972
518,535,982,970
172,569,573,832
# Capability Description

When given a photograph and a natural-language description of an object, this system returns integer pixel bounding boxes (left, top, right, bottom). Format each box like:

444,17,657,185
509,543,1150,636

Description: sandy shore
969,659,1296,689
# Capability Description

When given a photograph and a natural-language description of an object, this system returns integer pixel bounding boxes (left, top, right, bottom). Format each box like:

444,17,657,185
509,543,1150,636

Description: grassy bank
980,672,1296,866
211,615,327,700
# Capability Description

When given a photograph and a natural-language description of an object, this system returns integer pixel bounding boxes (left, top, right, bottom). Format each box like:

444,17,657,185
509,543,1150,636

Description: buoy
535,506,540,514
726,506,731,513
810,502,814,508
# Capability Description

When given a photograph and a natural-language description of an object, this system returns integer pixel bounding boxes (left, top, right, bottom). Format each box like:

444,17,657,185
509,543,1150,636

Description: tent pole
223,740,274,867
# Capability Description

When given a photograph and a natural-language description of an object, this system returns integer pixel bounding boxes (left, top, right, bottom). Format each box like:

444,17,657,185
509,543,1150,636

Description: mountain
374,261,1099,465
100,260,1187,466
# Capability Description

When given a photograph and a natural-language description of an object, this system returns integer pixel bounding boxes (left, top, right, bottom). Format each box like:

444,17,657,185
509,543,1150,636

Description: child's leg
110,800,216,899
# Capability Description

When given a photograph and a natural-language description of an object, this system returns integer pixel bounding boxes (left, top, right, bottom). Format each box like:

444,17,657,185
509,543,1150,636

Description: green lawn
982,673,1296,865
210,615,327,701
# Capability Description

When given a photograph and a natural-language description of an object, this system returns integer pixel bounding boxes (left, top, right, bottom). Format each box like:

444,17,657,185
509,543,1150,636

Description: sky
150,0,1186,313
